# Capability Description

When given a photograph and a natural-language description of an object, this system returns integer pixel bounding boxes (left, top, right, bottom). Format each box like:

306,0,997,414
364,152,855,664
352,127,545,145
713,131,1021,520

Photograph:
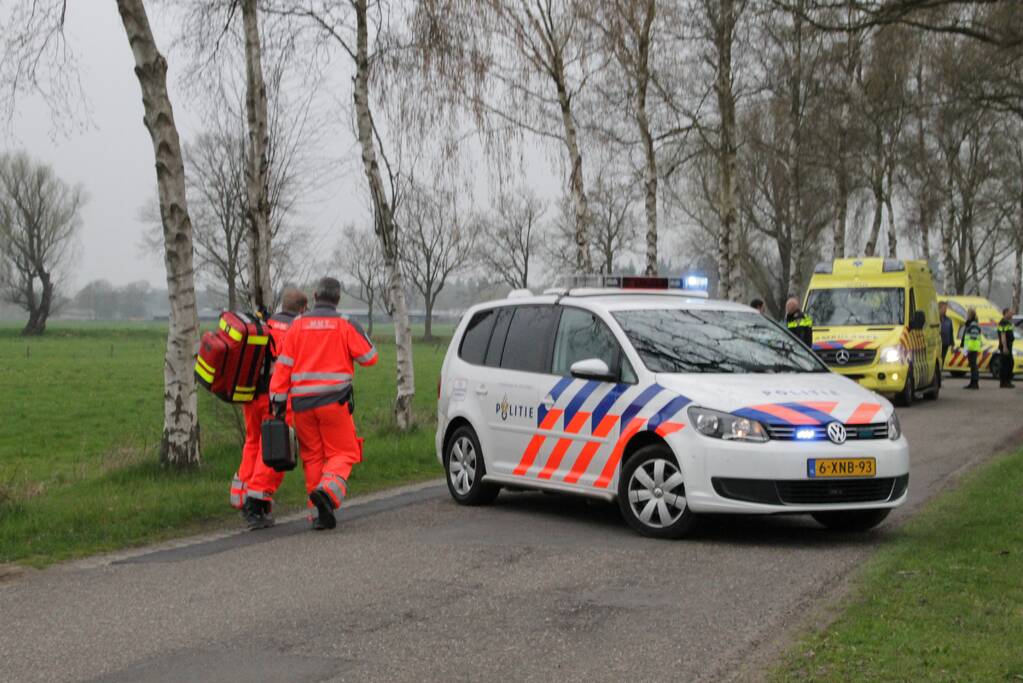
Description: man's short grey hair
314,277,342,306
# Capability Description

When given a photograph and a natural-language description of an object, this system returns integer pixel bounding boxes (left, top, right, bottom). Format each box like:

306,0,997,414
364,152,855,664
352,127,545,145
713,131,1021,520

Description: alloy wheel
627,458,686,529
449,435,477,495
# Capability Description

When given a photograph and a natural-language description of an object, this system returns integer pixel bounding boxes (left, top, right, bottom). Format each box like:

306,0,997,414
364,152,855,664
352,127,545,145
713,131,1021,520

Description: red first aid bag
194,312,272,403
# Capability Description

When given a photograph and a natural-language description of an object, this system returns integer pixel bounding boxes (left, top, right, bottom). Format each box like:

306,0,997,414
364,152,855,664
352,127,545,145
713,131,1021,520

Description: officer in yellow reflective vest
961,307,983,390
997,307,1015,389
784,296,814,347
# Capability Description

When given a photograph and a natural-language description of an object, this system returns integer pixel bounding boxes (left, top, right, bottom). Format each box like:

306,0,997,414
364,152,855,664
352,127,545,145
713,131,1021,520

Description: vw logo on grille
835,349,851,365
827,422,847,445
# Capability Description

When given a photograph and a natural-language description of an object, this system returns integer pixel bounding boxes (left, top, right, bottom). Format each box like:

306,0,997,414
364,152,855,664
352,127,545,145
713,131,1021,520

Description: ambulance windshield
805,287,904,327
613,309,827,374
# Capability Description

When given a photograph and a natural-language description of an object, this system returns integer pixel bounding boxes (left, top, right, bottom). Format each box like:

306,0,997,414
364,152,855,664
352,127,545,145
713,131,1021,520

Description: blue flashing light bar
559,273,710,294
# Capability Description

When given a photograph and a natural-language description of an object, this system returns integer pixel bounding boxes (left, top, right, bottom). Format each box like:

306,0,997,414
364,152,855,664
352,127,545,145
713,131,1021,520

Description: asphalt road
3,378,1022,683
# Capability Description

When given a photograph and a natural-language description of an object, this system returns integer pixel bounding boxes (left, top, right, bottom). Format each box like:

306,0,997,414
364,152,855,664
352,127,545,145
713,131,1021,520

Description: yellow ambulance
803,258,942,406
940,295,1023,378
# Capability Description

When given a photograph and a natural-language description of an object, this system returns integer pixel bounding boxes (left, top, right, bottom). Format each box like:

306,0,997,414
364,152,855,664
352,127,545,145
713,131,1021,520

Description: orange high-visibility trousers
230,394,285,508
293,402,363,511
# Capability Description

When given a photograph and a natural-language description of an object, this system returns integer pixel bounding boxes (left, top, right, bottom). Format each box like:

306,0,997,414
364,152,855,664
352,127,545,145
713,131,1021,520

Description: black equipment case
261,418,296,472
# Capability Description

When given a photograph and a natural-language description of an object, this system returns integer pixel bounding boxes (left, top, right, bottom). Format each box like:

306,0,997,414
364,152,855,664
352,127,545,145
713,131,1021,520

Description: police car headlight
888,412,901,441
688,407,768,443
880,346,902,363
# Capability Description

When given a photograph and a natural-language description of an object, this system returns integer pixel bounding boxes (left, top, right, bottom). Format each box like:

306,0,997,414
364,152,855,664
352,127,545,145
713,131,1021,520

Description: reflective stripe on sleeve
355,348,377,364
277,355,294,367
270,392,289,402
292,372,353,382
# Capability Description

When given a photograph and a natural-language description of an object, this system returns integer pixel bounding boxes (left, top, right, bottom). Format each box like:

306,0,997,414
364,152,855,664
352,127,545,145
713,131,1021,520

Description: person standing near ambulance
269,277,378,530
960,307,983,390
231,287,308,529
784,296,814,347
998,307,1015,389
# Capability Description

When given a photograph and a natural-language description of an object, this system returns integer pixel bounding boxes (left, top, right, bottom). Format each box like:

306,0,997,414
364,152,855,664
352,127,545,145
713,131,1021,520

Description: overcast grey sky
6,4,370,291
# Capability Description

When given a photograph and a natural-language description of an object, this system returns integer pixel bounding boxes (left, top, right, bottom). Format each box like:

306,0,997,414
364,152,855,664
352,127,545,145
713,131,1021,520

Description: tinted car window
484,307,513,367
552,308,621,377
500,306,558,373
458,309,496,365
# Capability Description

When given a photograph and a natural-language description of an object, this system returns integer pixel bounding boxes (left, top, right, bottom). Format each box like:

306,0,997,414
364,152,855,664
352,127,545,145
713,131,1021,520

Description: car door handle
475,384,488,396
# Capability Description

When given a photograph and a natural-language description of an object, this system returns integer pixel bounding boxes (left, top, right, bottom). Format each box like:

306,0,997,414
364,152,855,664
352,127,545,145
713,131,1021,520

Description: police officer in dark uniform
784,296,814,347
998,307,1015,389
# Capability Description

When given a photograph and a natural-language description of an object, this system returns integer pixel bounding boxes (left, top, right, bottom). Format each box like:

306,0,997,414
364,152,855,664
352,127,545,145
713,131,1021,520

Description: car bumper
828,362,909,395
678,433,910,514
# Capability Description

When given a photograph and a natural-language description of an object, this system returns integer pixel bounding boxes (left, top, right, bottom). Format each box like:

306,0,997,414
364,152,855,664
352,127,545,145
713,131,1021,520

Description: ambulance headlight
880,346,902,364
688,407,768,443
888,412,901,441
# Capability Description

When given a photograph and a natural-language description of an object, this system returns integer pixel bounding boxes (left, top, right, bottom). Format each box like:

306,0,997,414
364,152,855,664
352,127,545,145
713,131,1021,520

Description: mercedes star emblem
835,349,851,365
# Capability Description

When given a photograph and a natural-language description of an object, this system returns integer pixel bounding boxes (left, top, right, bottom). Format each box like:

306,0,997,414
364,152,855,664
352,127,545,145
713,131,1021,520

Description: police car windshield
805,287,904,326
613,309,827,374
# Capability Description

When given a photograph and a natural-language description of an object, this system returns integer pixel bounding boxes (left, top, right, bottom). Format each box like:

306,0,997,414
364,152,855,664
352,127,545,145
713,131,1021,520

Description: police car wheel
444,426,499,506
617,445,696,539
811,508,890,532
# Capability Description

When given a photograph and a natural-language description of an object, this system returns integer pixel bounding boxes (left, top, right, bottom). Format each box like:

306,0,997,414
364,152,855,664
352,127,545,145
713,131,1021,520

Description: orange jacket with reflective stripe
269,304,378,412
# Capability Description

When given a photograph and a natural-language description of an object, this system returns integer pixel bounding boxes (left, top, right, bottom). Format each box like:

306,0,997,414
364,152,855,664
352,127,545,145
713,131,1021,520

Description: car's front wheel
811,508,891,532
617,444,697,539
444,425,500,505
894,368,915,407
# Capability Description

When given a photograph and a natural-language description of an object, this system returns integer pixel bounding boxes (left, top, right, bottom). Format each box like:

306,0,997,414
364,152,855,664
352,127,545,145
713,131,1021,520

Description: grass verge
771,448,1023,682
0,322,449,567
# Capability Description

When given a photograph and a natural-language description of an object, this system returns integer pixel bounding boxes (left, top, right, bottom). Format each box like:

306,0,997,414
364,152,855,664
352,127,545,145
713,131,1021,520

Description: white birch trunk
715,0,739,300
552,63,591,274
116,0,200,467
354,0,414,429
635,1,658,276
241,0,272,311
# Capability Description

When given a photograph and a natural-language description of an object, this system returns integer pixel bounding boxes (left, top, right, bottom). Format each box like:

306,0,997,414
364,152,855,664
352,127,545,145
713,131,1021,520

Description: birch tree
591,0,660,275
240,0,273,312
0,152,84,335
335,225,387,336
117,0,202,467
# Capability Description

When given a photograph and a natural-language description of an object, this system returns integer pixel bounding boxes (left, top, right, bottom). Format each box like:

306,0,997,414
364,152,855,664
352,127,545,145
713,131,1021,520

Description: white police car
436,276,910,538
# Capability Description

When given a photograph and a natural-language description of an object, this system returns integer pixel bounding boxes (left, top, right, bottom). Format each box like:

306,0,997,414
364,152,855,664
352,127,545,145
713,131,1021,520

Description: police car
436,276,910,539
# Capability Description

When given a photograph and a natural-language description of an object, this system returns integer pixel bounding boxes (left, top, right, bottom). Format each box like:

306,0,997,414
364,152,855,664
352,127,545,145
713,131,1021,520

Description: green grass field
772,448,1023,682
0,321,451,566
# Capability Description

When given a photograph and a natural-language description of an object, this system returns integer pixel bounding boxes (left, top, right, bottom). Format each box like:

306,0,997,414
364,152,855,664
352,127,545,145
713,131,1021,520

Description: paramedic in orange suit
232,287,308,529
269,277,378,530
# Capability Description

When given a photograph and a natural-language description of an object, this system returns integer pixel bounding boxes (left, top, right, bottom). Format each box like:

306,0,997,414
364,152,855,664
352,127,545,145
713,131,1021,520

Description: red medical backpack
194,312,272,403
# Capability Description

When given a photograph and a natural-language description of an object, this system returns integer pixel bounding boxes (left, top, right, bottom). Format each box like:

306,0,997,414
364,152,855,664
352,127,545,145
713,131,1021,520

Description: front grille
713,474,908,506
767,422,888,441
816,348,877,366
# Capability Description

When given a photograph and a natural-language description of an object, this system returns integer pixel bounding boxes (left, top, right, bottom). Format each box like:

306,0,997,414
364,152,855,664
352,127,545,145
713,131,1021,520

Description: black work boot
258,499,275,527
242,498,271,530
309,490,337,530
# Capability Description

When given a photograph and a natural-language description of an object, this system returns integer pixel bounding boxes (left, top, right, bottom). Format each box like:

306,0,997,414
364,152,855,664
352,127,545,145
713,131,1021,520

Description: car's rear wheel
923,361,941,400
444,425,500,506
894,368,915,407
811,508,891,532
617,444,697,539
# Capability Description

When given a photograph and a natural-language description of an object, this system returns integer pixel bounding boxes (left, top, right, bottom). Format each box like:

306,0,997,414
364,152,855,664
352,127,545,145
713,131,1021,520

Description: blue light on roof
684,275,709,291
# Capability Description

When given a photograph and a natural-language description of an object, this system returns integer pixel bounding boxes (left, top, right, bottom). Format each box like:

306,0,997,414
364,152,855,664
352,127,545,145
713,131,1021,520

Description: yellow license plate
807,458,876,478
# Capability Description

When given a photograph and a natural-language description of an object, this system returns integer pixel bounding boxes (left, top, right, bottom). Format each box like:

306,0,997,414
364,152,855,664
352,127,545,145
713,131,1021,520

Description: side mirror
910,310,926,331
570,358,617,382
